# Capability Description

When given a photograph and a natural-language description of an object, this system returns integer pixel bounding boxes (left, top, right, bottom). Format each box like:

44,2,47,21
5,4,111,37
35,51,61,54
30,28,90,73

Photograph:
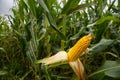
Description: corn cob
67,34,92,61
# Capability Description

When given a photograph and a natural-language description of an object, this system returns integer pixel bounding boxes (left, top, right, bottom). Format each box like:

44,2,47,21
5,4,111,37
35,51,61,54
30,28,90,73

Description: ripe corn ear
67,34,92,61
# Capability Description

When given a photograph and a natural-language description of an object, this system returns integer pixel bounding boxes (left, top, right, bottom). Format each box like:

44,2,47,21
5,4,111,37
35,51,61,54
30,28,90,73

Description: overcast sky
0,0,14,16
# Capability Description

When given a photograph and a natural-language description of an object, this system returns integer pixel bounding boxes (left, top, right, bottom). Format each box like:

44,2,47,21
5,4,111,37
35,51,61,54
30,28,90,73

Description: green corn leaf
37,0,66,40
95,16,120,25
28,0,37,17
25,22,32,41
62,0,80,14
105,66,120,78
87,16,120,42
88,60,120,78
0,70,8,76
38,0,49,13
69,27,85,41
47,13,66,40
119,0,120,8
68,3,95,15
0,47,6,53
87,16,120,27
89,39,114,55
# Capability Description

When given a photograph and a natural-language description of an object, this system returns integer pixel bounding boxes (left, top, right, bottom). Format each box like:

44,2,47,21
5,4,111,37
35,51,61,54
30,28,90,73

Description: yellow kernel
67,34,92,61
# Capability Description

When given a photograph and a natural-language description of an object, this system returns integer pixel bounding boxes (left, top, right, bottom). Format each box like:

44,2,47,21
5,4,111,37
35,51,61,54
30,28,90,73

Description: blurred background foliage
0,0,120,80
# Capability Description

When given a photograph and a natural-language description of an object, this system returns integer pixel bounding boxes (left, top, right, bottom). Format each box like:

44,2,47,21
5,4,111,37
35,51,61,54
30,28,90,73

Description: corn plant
0,0,120,80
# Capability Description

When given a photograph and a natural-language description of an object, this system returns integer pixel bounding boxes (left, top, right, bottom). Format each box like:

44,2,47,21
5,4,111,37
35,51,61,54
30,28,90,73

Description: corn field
0,0,120,80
